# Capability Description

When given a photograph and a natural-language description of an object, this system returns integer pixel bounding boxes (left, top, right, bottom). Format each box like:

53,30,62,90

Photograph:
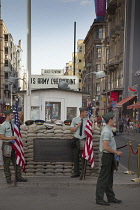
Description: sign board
41,69,64,75
34,139,74,162
31,75,79,90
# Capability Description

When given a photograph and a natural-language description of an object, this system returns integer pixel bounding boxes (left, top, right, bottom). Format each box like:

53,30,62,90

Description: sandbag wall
20,124,101,177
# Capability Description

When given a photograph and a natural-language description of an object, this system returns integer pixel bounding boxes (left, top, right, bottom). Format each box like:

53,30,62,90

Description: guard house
18,88,89,122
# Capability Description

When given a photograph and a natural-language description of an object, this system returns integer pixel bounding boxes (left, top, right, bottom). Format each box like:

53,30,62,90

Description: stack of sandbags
90,125,101,176
44,129,54,137
36,124,47,138
19,123,101,177
63,125,73,139
53,125,63,138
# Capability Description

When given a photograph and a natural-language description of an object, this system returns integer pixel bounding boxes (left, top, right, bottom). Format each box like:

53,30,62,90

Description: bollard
124,141,135,175
132,144,140,182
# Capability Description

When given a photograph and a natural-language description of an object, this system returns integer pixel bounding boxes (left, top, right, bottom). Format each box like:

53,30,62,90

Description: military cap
103,112,114,122
34,120,45,125
4,109,14,115
25,120,34,126
79,107,88,112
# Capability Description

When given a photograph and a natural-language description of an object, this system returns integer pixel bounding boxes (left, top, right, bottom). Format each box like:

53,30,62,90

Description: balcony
86,63,92,67
107,0,117,15
115,25,121,35
120,19,124,30
104,36,110,44
110,28,116,38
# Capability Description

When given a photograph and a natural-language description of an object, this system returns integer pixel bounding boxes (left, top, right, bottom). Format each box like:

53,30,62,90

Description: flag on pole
12,102,25,171
82,119,94,168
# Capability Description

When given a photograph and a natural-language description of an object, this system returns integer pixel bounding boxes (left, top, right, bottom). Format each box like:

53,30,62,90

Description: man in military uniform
96,112,123,206
0,109,27,184
70,107,94,178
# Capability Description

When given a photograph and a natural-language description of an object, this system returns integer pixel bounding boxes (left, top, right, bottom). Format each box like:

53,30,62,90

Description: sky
2,0,96,75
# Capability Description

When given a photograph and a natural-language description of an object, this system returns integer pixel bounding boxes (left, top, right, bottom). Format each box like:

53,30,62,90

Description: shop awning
127,102,140,109
116,96,135,108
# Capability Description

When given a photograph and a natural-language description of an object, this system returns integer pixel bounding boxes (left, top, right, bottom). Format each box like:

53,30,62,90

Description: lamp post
82,71,106,113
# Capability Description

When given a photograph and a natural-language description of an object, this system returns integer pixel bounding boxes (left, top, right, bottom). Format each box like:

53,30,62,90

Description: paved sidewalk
0,164,140,210
0,163,137,188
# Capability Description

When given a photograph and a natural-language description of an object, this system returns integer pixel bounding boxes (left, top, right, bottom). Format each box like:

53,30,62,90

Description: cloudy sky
2,0,96,74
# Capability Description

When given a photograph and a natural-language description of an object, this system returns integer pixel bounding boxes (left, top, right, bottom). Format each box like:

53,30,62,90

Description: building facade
65,40,85,91
103,0,125,113
83,21,106,115
0,19,23,111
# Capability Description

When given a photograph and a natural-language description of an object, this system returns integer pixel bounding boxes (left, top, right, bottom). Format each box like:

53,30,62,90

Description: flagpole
25,0,31,121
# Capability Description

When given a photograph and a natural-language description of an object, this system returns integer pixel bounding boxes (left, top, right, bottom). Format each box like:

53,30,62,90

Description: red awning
127,104,134,110
127,102,140,109
116,96,135,108
100,108,105,110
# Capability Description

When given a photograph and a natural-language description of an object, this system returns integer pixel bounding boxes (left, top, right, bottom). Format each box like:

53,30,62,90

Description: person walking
0,109,27,184
119,117,124,133
96,115,102,129
70,107,94,178
96,112,123,206
137,121,140,133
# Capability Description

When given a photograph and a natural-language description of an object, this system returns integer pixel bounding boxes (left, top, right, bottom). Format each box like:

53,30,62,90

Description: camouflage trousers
2,142,21,181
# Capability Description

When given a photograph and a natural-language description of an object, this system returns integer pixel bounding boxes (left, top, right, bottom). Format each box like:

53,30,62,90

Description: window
5,85,8,90
78,59,82,63
5,47,8,54
97,48,102,58
4,34,8,41
98,28,103,39
79,79,82,82
5,72,8,79
78,46,82,53
45,102,61,123
67,107,77,120
31,106,40,121
5,60,8,66
106,48,109,64
78,69,81,73
96,83,101,95
96,64,101,72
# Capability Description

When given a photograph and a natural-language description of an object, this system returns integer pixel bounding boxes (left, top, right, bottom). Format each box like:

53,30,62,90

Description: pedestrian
137,121,140,133
96,112,123,206
0,109,27,184
126,115,131,132
96,115,102,129
122,116,127,132
118,117,124,133
70,107,94,178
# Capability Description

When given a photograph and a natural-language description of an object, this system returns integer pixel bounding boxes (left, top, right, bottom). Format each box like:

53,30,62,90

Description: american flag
12,102,25,171
82,119,94,168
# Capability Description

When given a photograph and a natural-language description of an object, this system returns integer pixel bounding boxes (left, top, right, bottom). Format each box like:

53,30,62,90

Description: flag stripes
82,119,94,168
12,103,25,171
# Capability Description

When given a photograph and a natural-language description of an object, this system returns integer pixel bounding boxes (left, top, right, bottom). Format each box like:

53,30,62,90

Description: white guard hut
18,88,89,122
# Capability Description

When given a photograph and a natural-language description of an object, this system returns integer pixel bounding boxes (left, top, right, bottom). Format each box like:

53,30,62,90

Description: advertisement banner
110,92,118,102
94,0,106,17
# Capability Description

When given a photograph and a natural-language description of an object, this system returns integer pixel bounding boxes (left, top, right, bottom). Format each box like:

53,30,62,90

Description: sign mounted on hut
33,139,73,162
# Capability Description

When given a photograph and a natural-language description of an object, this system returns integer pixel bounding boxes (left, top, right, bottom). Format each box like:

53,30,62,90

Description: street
0,183,140,210
115,132,140,173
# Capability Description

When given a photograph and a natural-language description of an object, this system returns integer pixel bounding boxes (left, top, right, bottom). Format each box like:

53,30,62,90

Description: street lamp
83,71,106,83
82,71,106,114
8,77,26,107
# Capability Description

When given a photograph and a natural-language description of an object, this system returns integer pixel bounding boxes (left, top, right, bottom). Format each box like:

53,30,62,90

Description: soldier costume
96,112,122,206
70,107,89,177
0,110,27,184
